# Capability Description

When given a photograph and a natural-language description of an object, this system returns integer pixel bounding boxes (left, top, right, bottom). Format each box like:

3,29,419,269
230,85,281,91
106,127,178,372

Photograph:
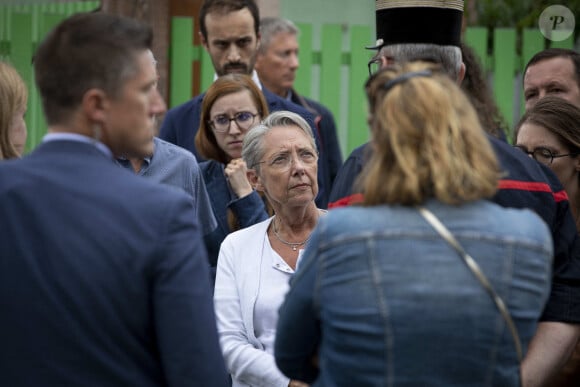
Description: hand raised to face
224,158,253,198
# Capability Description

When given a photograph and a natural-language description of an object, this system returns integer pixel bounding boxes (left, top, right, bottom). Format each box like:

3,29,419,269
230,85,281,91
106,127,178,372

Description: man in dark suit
159,0,331,207
0,12,228,387
255,16,343,202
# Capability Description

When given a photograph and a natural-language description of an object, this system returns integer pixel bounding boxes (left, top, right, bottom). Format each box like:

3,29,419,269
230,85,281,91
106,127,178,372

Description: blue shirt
117,137,217,236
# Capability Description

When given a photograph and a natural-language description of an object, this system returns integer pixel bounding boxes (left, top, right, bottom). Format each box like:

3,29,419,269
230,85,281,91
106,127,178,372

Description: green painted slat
0,6,6,41
170,17,193,107
191,45,202,61
347,25,372,155
493,28,517,133
72,0,100,13
521,28,545,67
295,22,313,98
521,28,545,114
11,11,35,152
319,24,341,127
464,27,489,71
550,35,574,49
41,13,64,37
10,12,33,93
0,6,7,60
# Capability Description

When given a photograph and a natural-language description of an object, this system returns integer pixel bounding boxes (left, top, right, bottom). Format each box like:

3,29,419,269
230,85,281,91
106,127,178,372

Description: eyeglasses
367,57,382,76
253,149,318,172
513,145,578,165
208,111,259,133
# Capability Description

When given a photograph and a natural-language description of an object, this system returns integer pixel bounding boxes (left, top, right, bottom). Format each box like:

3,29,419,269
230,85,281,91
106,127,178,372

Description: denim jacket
275,200,553,386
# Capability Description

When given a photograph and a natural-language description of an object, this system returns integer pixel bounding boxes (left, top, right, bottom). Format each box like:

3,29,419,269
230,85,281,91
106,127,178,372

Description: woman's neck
275,204,319,228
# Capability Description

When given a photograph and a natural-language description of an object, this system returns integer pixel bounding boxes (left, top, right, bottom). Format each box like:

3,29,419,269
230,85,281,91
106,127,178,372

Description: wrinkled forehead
205,8,256,36
262,125,315,154
527,57,576,79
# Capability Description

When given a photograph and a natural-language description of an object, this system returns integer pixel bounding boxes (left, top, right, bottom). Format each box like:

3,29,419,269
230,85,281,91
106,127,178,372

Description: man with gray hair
329,1,580,386
255,16,343,199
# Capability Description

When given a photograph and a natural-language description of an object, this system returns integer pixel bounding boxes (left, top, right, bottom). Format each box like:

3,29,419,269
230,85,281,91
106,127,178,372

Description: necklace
272,218,312,251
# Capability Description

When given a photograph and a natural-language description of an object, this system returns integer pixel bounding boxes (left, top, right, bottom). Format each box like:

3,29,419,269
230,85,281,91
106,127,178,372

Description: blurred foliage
465,0,579,52
467,0,579,30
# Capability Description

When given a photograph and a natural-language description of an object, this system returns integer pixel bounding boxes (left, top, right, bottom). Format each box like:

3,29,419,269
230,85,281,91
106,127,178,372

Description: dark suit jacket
159,86,330,207
290,89,343,202
0,140,228,387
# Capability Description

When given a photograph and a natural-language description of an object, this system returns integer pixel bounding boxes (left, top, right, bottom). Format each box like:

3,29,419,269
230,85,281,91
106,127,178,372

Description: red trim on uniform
329,180,569,209
498,179,568,202
328,193,365,209
553,190,569,202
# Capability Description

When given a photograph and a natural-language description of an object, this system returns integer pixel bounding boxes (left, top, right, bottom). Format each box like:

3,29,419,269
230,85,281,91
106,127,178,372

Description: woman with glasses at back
514,96,580,386
514,96,580,231
196,74,271,282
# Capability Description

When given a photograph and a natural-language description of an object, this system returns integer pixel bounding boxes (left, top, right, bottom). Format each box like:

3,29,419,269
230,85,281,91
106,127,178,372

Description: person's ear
255,52,263,70
457,62,466,85
200,31,209,51
82,88,108,124
256,31,261,50
574,154,580,172
247,169,263,191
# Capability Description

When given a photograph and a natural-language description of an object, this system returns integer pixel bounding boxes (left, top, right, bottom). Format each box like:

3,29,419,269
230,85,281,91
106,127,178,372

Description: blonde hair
0,61,27,159
362,62,500,206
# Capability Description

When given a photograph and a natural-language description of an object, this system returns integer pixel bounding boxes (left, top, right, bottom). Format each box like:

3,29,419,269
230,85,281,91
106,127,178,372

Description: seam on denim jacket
367,238,395,387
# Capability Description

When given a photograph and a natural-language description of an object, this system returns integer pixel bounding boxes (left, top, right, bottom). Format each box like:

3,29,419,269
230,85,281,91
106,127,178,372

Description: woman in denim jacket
196,74,271,279
275,63,553,386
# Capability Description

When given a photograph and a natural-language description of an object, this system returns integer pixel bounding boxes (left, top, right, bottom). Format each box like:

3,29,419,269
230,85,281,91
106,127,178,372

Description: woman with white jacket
214,111,325,387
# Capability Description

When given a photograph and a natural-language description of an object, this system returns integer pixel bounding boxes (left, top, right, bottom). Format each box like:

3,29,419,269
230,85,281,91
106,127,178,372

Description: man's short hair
524,48,580,89
34,12,152,125
199,0,260,41
382,43,463,81
258,17,299,54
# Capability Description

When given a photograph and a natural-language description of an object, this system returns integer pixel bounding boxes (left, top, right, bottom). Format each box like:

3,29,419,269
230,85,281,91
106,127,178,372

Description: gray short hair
258,17,299,54
381,43,462,80
242,110,316,172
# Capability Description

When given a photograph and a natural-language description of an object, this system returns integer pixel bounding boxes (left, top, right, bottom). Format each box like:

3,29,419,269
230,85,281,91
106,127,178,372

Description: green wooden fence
171,18,575,156
0,3,576,156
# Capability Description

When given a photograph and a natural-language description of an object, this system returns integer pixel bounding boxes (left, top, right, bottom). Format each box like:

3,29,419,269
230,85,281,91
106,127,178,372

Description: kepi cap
369,0,463,50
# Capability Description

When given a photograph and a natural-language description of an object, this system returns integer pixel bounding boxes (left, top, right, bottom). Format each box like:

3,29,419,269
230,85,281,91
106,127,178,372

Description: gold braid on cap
376,0,463,11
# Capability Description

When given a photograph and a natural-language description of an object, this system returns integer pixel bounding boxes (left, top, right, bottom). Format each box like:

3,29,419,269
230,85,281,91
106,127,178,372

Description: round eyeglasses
208,111,259,133
253,149,318,172
513,145,578,165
